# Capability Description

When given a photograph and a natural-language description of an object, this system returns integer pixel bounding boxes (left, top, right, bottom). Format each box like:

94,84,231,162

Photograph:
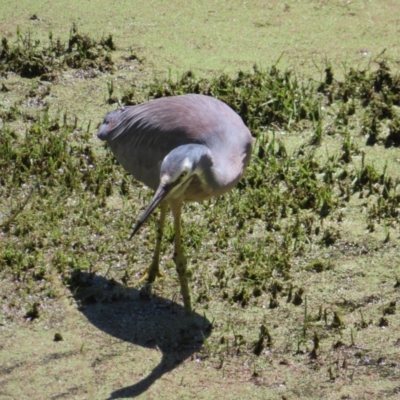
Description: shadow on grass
69,271,211,399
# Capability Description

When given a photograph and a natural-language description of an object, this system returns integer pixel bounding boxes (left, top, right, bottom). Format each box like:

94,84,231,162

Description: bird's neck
196,144,244,197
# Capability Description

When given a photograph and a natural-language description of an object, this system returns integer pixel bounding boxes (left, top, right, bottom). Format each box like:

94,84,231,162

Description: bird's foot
138,262,165,299
137,263,164,283
139,282,153,299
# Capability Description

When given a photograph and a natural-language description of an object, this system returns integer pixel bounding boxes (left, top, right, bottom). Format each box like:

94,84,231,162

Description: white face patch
181,157,192,172
160,156,193,190
160,175,170,185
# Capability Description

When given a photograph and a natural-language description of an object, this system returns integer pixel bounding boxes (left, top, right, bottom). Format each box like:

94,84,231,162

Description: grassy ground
1,1,400,399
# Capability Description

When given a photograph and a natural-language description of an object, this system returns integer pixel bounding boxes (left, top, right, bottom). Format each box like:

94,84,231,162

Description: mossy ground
1,1,400,399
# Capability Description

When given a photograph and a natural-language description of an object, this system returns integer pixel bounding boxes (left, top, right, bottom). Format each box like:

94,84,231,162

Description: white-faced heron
98,94,253,312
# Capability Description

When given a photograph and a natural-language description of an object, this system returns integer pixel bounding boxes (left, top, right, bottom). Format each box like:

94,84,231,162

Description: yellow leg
140,201,168,283
170,200,192,312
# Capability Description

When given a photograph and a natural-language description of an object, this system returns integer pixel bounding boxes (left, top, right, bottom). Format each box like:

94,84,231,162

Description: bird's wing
97,94,251,191
97,99,202,190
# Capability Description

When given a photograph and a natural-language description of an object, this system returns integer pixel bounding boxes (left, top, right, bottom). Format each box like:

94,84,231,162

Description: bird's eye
179,172,187,179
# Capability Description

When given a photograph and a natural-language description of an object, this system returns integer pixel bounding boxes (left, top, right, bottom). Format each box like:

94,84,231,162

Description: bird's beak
129,183,172,239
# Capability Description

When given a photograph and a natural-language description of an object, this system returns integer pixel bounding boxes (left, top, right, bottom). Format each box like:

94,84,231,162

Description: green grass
2,0,400,76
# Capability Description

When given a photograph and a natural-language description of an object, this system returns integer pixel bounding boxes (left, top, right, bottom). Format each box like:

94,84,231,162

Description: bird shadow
69,271,212,399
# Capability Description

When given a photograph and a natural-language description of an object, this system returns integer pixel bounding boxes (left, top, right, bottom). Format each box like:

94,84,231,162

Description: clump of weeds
0,111,127,310
0,23,115,78
122,65,322,133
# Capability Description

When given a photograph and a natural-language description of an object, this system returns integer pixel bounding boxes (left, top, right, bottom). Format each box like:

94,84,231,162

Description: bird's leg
141,201,168,284
170,200,192,312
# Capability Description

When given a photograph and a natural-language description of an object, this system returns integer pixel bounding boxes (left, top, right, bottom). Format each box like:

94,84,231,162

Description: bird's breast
182,175,214,202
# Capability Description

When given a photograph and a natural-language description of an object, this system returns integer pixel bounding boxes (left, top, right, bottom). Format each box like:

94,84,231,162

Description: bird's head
130,144,212,239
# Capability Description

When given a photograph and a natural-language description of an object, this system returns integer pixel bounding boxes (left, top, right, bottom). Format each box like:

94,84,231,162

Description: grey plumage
98,94,252,312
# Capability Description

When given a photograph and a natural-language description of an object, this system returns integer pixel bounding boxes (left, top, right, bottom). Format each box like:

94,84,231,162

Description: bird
98,94,253,312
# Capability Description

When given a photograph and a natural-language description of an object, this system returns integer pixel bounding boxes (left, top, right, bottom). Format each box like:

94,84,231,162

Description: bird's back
98,94,252,192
